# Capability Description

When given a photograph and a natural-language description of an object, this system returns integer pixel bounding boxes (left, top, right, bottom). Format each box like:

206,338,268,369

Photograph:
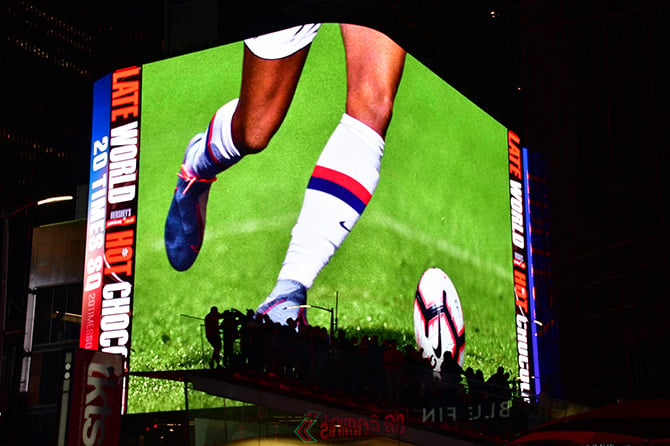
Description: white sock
278,113,385,288
184,98,242,179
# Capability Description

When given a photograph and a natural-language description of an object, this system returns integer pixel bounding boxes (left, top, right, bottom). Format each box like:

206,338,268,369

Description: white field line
149,212,509,280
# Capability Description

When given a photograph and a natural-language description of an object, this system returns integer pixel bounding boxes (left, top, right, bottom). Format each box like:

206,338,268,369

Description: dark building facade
2,0,163,213
520,0,670,405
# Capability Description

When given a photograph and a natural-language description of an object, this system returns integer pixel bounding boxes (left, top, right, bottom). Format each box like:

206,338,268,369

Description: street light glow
37,195,74,206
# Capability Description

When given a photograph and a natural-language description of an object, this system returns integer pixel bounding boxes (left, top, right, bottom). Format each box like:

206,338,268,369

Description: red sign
67,349,124,446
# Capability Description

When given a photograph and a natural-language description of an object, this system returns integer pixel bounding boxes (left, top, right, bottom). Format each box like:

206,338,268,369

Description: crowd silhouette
202,306,517,416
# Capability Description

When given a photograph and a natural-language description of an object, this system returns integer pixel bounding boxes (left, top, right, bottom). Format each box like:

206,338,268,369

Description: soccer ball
414,267,466,372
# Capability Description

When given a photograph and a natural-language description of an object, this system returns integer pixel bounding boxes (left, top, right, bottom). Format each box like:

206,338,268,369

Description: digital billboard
82,23,523,415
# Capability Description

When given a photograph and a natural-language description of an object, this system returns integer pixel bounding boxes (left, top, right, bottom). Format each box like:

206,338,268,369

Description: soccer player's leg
339,24,406,138
258,25,406,324
164,27,316,271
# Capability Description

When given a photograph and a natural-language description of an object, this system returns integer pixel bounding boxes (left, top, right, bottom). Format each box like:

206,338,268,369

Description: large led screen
84,23,518,413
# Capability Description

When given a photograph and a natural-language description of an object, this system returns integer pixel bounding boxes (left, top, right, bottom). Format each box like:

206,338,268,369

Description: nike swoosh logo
432,318,442,360
339,221,351,232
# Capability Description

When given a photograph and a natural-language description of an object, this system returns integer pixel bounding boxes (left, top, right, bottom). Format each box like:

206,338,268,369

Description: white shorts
244,24,321,60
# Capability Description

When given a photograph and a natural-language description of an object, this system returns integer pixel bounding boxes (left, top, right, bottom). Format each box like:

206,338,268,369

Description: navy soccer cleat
164,135,216,271
256,280,309,326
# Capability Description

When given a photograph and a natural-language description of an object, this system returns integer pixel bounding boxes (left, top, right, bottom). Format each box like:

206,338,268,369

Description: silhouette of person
204,306,224,368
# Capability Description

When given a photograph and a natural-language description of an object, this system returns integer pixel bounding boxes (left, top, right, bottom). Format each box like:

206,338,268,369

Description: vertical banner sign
508,130,535,401
80,66,141,362
523,147,542,397
67,349,124,446
81,74,112,352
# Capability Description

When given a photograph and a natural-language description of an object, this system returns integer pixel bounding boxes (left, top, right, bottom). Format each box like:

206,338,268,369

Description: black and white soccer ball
413,267,466,372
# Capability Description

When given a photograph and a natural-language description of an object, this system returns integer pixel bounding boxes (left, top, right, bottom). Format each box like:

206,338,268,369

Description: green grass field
129,23,515,413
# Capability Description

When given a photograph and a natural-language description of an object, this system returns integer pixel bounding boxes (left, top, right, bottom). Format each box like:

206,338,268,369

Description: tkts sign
80,66,141,362
67,349,124,446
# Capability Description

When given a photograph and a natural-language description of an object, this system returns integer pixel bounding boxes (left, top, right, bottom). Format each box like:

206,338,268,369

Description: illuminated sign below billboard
67,349,124,446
